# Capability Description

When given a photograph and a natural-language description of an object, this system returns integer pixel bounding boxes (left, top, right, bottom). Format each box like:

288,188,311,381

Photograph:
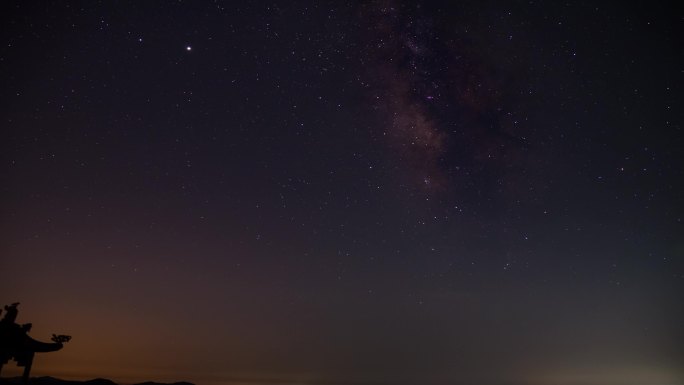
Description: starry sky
1,1,682,385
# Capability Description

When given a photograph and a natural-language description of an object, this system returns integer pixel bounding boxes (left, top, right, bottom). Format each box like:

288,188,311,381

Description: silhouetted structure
0,303,71,385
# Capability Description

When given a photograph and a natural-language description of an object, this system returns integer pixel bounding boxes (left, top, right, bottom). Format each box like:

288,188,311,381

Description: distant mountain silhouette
0,377,194,385
134,382,195,385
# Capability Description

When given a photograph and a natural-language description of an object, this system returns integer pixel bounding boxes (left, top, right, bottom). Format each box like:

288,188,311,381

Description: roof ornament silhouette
0,303,71,385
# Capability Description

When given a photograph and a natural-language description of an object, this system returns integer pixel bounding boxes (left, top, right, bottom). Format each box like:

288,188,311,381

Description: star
186,45,192,51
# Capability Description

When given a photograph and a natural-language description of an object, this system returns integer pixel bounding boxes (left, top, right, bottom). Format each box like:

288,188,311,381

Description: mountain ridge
0,376,195,385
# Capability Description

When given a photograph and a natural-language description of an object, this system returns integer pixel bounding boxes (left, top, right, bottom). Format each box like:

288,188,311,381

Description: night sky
1,1,682,385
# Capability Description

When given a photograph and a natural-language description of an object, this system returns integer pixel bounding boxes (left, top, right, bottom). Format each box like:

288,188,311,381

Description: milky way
359,2,536,209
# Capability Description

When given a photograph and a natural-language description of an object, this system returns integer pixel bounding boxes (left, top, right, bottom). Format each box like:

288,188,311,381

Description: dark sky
1,1,682,384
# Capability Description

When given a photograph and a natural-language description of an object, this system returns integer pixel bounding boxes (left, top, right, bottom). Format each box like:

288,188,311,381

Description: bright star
186,46,192,51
